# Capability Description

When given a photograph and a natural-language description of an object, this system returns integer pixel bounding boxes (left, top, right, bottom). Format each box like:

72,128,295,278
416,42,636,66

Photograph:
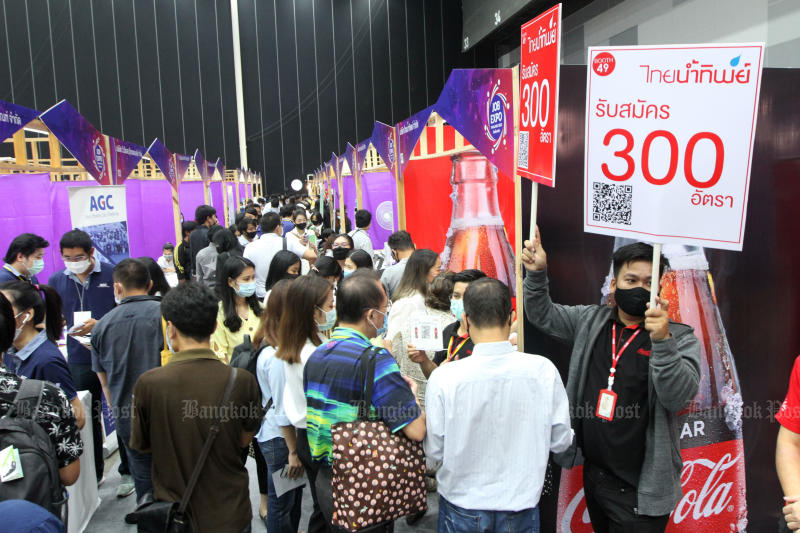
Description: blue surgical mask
166,324,176,356
368,309,388,337
316,307,337,331
28,258,45,276
343,268,356,278
235,281,257,298
450,298,464,320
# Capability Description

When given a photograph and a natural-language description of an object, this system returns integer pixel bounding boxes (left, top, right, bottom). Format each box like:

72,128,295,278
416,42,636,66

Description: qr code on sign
517,131,529,170
592,183,633,225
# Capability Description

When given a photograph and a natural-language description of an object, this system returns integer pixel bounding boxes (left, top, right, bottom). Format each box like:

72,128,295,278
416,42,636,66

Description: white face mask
65,259,91,275
27,258,45,276
14,312,30,342
166,324,176,355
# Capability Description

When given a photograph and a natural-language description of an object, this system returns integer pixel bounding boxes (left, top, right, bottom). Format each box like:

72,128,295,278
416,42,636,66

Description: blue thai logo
168,158,176,182
92,137,105,174
387,134,395,167
484,79,509,153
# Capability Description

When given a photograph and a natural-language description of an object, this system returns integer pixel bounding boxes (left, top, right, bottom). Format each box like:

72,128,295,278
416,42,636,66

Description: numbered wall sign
584,44,764,251
518,3,561,187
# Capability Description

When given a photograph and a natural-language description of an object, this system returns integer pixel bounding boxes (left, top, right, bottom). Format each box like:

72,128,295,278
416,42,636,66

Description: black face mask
295,223,308,231
245,231,257,240
614,286,650,317
332,247,349,260
285,273,300,280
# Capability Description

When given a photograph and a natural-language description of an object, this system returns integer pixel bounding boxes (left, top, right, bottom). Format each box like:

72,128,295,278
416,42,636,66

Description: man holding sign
522,230,700,532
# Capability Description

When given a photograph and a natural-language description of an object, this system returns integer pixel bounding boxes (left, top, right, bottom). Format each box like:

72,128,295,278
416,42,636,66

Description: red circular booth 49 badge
592,52,616,76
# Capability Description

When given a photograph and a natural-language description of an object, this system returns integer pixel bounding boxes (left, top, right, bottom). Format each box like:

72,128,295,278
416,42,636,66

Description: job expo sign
584,44,764,251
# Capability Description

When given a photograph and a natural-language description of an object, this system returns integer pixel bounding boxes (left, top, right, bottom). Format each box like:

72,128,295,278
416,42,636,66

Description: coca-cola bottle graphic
557,242,747,533
440,151,516,295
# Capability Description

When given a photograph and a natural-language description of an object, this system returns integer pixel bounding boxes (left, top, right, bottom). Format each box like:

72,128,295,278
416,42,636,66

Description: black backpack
230,334,260,378
0,378,67,519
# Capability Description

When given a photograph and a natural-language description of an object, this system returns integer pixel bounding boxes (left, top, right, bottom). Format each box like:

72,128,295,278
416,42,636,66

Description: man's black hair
194,204,217,224
387,230,414,251
292,208,307,221
612,242,669,278
260,212,282,233
237,217,256,234
4,233,49,264
355,209,372,229
245,205,260,217
59,229,93,254
163,242,175,251
161,282,219,341
181,221,199,238
113,258,151,291
463,278,512,329
453,269,487,284
206,224,224,243
336,269,384,323
280,204,295,218
270,196,279,207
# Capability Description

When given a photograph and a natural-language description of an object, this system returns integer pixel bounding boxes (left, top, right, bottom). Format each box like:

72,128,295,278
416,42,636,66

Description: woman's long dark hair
347,249,373,270
253,279,292,348
265,250,301,292
276,275,331,364
218,255,262,333
394,249,439,300
311,256,343,281
0,281,64,342
137,256,170,297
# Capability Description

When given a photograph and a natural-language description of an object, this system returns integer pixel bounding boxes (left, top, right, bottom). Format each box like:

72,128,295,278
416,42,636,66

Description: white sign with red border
584,43,764,251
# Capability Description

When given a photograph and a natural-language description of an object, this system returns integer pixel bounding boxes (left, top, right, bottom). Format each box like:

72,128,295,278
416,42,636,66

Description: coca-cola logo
560,488,592,532
673,453,740,524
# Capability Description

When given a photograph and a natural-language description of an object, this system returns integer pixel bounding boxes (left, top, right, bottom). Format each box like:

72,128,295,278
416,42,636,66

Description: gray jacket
523,269,701,516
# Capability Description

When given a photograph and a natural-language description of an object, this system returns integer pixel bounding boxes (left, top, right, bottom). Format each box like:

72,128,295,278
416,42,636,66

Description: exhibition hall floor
85,451,440,532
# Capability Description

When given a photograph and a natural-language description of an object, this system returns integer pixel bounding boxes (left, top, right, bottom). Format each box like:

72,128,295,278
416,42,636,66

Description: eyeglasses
61,255,88,262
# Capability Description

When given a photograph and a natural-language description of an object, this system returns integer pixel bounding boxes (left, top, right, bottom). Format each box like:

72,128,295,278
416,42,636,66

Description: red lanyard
607,323,642,390
446,336,469,362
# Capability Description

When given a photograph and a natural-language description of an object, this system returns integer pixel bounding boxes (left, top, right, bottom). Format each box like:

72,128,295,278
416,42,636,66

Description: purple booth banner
110,137,146,185
434,68,515,179
125,179,177,258
209,180,223,211
331,178,338,210
371,122,396,177
175,154,193,181
396,106,434,177
179,181,205,221
40,100,113,185
0,173,68,283
147,139,178,190
361,171,397,250
0,100,40,142
214,158,224,180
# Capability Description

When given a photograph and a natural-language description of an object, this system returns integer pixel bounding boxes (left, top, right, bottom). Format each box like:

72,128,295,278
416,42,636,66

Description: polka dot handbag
329,346,427,532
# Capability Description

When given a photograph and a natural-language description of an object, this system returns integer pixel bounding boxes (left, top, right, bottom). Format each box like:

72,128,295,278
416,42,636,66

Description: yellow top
210,301,262,363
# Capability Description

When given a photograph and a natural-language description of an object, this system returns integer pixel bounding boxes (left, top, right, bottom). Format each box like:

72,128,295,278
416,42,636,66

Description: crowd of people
4,191,799,533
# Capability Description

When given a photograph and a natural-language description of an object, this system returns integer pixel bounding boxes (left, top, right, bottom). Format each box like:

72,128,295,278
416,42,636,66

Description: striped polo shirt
303,327,422,465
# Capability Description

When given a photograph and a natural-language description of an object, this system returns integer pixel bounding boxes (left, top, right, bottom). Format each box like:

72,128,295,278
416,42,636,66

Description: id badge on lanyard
597,323,641,422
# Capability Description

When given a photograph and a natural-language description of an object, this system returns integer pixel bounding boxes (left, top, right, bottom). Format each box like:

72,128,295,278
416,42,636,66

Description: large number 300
601,128,724,188
521,79,550,129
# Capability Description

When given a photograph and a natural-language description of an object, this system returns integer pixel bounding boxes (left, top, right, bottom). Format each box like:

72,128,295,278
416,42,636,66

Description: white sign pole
650,243,662,309
530,182,539,242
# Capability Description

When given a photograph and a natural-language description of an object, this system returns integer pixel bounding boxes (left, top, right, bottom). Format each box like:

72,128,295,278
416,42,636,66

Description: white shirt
348,228,374,255
244,232,307,298
424,341,573,512
238,234,252,247
282,339,320,429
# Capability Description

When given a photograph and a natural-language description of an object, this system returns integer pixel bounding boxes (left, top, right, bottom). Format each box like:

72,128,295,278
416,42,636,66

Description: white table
67,390,101,533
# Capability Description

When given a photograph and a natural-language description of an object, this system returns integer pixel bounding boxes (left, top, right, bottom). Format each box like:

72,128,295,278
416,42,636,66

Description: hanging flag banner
356,140,370,175
194,150,211,185
434,69,515,179
0,100,40,142
40,100,113,185
110,137,145,185
147,139,178,190
371,123,396,176
344,143,356,177
396,106,434,177
519,3,562,187
214,158,225,180
584,43,764,251
175,154,193,181
68,185,130,265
